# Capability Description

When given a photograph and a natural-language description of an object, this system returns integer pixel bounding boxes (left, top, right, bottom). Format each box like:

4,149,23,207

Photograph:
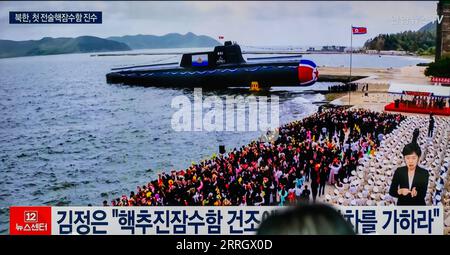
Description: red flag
352,27,367,34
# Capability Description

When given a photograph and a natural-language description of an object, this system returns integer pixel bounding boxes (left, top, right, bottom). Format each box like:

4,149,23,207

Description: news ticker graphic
9,206,444,235
9,12,102,24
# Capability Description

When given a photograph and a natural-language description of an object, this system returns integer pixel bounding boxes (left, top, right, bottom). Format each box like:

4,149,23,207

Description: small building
321,45,346,52
379,50,408,55
365,50,379,54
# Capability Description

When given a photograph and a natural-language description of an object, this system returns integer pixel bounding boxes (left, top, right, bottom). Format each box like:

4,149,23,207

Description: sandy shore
319,65,430,86
325,65,441,115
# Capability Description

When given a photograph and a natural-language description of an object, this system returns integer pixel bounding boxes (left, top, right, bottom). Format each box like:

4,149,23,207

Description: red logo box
10,206,52,235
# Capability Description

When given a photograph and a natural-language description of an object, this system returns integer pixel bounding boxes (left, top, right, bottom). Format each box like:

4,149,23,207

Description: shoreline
324,64,444,115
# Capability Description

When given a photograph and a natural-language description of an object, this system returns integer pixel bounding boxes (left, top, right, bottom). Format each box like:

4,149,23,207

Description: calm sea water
0,47,430,233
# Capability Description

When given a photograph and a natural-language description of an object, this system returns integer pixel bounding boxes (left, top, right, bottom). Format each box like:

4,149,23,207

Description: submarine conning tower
180,41,246,69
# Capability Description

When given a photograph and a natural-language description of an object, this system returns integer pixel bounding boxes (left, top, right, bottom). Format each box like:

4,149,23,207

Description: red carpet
384,102,450,116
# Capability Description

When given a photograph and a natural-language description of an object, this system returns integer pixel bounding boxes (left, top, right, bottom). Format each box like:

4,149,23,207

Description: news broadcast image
0,0,449,243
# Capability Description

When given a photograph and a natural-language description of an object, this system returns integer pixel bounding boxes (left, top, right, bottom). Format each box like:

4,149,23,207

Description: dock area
318,65,430,86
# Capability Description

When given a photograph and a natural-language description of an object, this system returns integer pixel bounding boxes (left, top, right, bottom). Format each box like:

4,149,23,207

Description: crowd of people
106,106,405,207
327,83,358,93
395,95,449,110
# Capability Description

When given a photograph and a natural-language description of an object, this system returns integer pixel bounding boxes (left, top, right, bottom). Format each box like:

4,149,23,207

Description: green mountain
363,21,436,55
107,32,221,49
418,21,437,33
0,36,131,58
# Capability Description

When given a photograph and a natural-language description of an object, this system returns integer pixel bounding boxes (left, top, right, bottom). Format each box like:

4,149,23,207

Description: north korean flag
352,26,367,34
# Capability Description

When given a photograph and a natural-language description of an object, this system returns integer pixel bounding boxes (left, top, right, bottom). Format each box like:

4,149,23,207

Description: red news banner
10,206,52,235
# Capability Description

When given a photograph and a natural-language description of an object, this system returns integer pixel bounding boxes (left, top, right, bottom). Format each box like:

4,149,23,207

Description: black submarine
106,41,319,89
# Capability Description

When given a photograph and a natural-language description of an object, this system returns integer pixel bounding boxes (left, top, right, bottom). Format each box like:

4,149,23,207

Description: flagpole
349,25,353,106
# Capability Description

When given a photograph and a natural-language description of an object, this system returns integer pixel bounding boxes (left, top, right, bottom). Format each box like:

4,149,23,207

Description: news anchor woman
389,143,429,205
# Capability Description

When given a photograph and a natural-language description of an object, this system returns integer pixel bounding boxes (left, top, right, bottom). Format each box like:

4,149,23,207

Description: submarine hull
107,64,308,88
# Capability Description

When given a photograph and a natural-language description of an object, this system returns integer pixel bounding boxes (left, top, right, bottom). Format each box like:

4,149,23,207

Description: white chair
345,192,352,199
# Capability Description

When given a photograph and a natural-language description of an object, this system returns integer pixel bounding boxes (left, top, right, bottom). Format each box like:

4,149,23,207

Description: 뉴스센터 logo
9,206,52,235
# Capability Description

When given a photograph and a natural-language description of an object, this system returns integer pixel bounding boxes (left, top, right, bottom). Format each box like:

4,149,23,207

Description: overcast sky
0,1,439,47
